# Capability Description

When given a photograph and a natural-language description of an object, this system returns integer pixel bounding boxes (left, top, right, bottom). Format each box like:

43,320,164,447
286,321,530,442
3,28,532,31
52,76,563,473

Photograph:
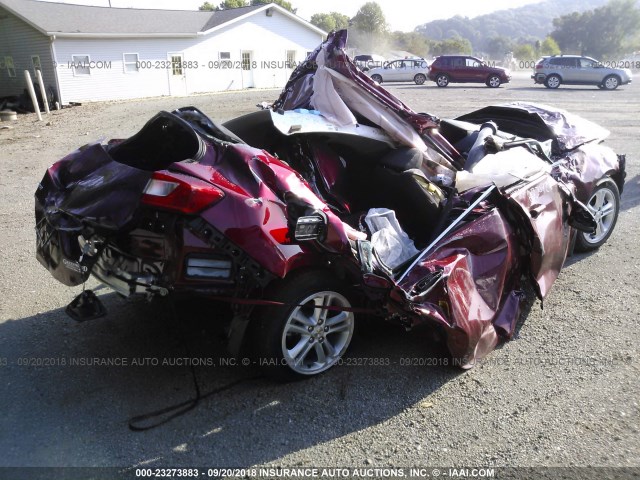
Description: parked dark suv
427,55,511,88
532,55,632,90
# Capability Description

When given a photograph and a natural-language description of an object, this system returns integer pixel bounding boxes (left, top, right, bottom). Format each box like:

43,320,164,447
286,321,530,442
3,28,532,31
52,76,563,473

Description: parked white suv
532,55,632,90
367,58,430,85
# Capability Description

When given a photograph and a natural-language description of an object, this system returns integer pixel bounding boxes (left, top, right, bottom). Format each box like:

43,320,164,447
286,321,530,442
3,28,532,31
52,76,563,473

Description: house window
123,53,139,73
31,55,41,76
219,52,231,59
72,55,91,75
5,56,16,77
241,52,252,71
171,55,183,76
286,50,296,68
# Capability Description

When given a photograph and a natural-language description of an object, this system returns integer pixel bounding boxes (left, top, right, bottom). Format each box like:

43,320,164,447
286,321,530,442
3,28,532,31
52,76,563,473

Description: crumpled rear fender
35,143,152,286
174,142,352,279
556,142,625,202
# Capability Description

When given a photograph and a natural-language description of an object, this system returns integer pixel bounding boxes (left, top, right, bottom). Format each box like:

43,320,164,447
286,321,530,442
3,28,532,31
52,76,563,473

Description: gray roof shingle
0,0,265,35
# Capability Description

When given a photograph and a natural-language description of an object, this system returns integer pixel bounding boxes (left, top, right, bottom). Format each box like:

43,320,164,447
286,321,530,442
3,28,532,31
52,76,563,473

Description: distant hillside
415,0,608,50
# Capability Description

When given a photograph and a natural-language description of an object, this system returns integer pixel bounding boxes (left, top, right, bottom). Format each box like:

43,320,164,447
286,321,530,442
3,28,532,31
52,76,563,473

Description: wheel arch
545,73,563,84
610,160,626,195
574,176,620,252
486,74,501,87
226,265,336,356
603,74,621,89
246,266,360,380
414,73,427,84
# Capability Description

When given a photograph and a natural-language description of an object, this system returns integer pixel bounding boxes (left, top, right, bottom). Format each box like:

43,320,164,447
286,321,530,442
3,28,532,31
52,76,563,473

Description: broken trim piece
397,185,496,283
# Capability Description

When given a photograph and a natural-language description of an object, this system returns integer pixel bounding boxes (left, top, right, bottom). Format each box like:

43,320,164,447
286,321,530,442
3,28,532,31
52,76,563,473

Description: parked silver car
532,55,632,90
367,58,430,85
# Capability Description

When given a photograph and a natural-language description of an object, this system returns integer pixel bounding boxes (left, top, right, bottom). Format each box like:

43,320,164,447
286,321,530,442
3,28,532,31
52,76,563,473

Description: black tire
575,179,620,252
544,74,561,89
597,84,605,89
371,74,383,83
602,75,620,90
251,270,356,381
486,74,501,88
435,74,449,87
414,73,426,85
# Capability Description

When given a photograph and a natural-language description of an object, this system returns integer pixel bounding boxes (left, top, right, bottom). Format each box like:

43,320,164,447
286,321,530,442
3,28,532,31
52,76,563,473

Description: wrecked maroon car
35,31,625,380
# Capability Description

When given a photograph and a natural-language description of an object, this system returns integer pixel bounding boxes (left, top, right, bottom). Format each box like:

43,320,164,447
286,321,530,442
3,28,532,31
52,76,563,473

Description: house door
168,53,187,96
241,51,254,88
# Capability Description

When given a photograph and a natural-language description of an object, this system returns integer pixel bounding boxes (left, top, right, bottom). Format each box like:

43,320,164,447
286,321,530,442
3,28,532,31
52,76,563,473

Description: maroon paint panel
171,141,351,278
503,173,571,298
396,207,522,366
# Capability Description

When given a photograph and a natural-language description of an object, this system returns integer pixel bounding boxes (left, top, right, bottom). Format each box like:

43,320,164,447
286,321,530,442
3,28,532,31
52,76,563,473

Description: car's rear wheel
575,179,620,252
486,75,501,88
436,74,449,87
603,75,620,90
371,74,383,83
414,73,426,85
252,271,355,381
544,74,561,89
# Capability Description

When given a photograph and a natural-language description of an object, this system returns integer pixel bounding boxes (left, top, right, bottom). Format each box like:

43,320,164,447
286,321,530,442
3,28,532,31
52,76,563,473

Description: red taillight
535,64,544,69
141,171,224,214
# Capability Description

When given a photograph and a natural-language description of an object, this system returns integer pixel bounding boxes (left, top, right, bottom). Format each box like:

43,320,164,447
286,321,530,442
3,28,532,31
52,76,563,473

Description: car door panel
502,173,571,298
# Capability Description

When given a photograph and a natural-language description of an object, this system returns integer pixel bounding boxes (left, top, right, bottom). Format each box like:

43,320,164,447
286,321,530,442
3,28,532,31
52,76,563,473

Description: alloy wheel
583,187,617,245
487,75,501,87
604,76,619,90
436,74,449,87
281,291,354,375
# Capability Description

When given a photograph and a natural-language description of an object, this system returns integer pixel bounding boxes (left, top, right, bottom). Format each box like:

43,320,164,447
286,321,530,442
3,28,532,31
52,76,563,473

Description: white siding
185,9,323,93
0,6,56,99
53,8,323,103
54,37,177,103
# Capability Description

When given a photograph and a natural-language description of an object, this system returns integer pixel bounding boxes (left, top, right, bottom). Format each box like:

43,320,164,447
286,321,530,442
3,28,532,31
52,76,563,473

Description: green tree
431,36,472,56
486,36,515,58
250,0,296,14
392,31,430,57
199,0,247,10
551,0,640,58
352,2,388,34
540,36,561,56
349,2,389,53
310,12,350,33
551,10,593,54
514,43,536,61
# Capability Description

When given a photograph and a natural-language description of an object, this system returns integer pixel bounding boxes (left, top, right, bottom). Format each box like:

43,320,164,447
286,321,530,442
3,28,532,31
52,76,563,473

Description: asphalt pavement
0,74,638,475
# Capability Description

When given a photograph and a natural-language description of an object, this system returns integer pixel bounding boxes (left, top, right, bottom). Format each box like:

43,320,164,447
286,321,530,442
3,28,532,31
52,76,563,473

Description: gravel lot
0,74,638,475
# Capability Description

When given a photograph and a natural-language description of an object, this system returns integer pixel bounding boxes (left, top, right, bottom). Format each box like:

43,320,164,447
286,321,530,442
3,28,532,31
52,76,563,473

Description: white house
0,0,325,104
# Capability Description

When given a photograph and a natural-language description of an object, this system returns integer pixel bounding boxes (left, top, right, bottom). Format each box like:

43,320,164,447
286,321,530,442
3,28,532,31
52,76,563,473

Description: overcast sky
36,0,544,31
